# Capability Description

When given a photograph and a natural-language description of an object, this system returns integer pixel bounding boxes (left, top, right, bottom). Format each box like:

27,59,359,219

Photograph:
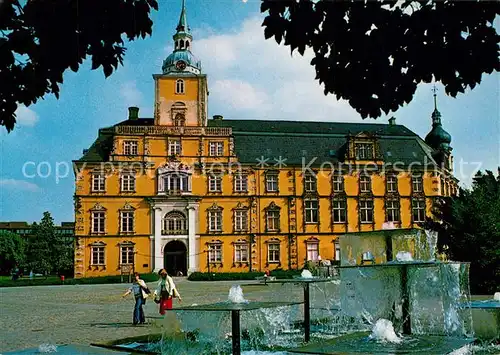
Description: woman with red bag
153,269,182,315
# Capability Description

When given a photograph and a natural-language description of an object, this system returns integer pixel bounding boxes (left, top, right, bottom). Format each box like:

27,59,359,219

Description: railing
115,125,232,136
162,230,188,235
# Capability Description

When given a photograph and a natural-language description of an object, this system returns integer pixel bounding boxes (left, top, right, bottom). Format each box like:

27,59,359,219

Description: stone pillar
187,204,198,273
154,207,163,272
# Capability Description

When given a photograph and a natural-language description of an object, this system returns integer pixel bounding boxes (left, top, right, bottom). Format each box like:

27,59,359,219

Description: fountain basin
4,344,133,355
465,300,500,341
287,331,475,354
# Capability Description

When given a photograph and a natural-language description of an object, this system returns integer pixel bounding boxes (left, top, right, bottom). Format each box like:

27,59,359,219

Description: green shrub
0,273,159,288
187,270,301,281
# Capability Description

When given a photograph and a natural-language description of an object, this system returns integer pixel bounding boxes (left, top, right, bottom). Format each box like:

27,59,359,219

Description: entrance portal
164,240,187,276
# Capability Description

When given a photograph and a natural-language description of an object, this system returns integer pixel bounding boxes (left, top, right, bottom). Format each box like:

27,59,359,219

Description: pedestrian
122,272,151,325
154,269,182,315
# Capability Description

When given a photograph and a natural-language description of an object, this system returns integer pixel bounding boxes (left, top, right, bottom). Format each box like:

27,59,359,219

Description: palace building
73,2,457,278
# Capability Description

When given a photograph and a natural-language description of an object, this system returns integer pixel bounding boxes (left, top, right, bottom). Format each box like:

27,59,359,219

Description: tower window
186,40,190,49
176,79,185,94
179,39,184,49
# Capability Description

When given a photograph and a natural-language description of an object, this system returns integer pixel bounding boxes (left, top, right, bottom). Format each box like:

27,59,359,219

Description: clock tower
154,0,208,127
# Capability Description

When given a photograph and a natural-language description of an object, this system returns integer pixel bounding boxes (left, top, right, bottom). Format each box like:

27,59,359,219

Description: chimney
388,116,396,126
128,107,139,120
213,115,223,120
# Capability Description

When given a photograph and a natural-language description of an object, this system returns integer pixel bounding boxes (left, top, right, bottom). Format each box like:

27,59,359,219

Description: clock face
176,60,187,71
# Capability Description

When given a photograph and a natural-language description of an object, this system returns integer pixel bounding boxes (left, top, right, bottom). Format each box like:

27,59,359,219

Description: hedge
0,272,159,288
187,270,301,281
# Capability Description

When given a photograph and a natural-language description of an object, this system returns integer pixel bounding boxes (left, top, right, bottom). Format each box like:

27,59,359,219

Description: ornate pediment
121,202,135,210
233,201,248,210
157,161,193,175
207,202,223,211
265,201,281,211
90,202,106,211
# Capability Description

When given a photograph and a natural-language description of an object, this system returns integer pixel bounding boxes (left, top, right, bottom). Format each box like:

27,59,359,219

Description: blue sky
1,1,499,223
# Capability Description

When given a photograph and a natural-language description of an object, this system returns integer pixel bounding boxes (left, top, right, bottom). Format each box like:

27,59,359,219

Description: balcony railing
115,125,232,136
162,229,188,235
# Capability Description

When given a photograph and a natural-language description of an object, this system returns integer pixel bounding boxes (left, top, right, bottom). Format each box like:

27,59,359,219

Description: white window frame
234,174,248,192
386,175,398,193
208,174,222,192
92,174,106,192
304,173,317,192
355,143,374,159
175,79,185,94
305,199,319,223
266,173,278,192
234,210,248,232
168,139,181,155
268,243,280,263
208,210,222,232
266,210,280,232
123,141,138,156
234,243,248,263
412,176,423,193
121,174,135,192
162,211,187,234
306,242,319,261
359,199,374,223
359,175,371,193
412,199,426,223
332,198,347,223
120,211,134,233
209,141,224,156
386,199,400,222
161,172,191,193
120,244,135,265
92,211,105,234
332,174,344,192
208,243,222,263
91,244,105,265
334,240,341,261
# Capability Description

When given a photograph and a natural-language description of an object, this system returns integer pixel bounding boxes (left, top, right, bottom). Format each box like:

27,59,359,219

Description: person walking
154,269,182,315
122,272,150,325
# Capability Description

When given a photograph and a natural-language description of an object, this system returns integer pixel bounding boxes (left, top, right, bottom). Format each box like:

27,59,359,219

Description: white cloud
120,81,143,106
211,79,269,111
193,16,364,122
15,105,38,126
0,179,40,192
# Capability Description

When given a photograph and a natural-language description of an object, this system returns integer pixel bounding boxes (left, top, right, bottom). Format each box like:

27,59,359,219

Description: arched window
176,79,185,94
186,40,190,49
174,113,185,126
160,172,190,194
175,40,179,50
162,211,187,234
179,39,184,49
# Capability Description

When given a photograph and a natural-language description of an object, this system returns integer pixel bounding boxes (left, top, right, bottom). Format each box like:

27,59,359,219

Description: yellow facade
73,5,458,278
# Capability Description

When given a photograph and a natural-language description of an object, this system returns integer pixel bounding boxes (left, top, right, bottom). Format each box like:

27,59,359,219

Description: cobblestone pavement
0,279,305,353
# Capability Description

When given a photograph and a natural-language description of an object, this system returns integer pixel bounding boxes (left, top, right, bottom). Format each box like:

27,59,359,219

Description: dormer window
176,79,185,94
355,143,374,160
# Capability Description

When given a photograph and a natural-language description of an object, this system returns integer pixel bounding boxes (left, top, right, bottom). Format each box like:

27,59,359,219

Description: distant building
73,1,457,278
0,221,75,245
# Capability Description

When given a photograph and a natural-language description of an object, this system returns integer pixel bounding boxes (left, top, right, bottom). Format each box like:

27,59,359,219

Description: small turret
425,86,451,151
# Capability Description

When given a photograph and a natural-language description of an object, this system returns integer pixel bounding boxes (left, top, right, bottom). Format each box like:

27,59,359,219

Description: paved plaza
0,279,305,353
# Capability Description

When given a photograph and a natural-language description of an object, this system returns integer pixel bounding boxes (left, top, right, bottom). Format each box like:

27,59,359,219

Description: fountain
8,228,496,355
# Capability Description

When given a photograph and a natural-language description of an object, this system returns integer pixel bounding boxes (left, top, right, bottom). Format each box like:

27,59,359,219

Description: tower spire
176,0,190,33
431,85,442,126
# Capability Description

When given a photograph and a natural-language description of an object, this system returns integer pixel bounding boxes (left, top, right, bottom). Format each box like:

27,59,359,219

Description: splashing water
395,251,413,262
368,319,402,344
228,285,248,303
301,269,313,278
494,292,500,302
38,344,57,353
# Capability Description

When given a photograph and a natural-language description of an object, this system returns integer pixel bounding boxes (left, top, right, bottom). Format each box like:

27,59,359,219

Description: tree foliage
425,169,500,295
261,0,500,119
26,211,73,275
0,230,25,274
0,0,158,132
